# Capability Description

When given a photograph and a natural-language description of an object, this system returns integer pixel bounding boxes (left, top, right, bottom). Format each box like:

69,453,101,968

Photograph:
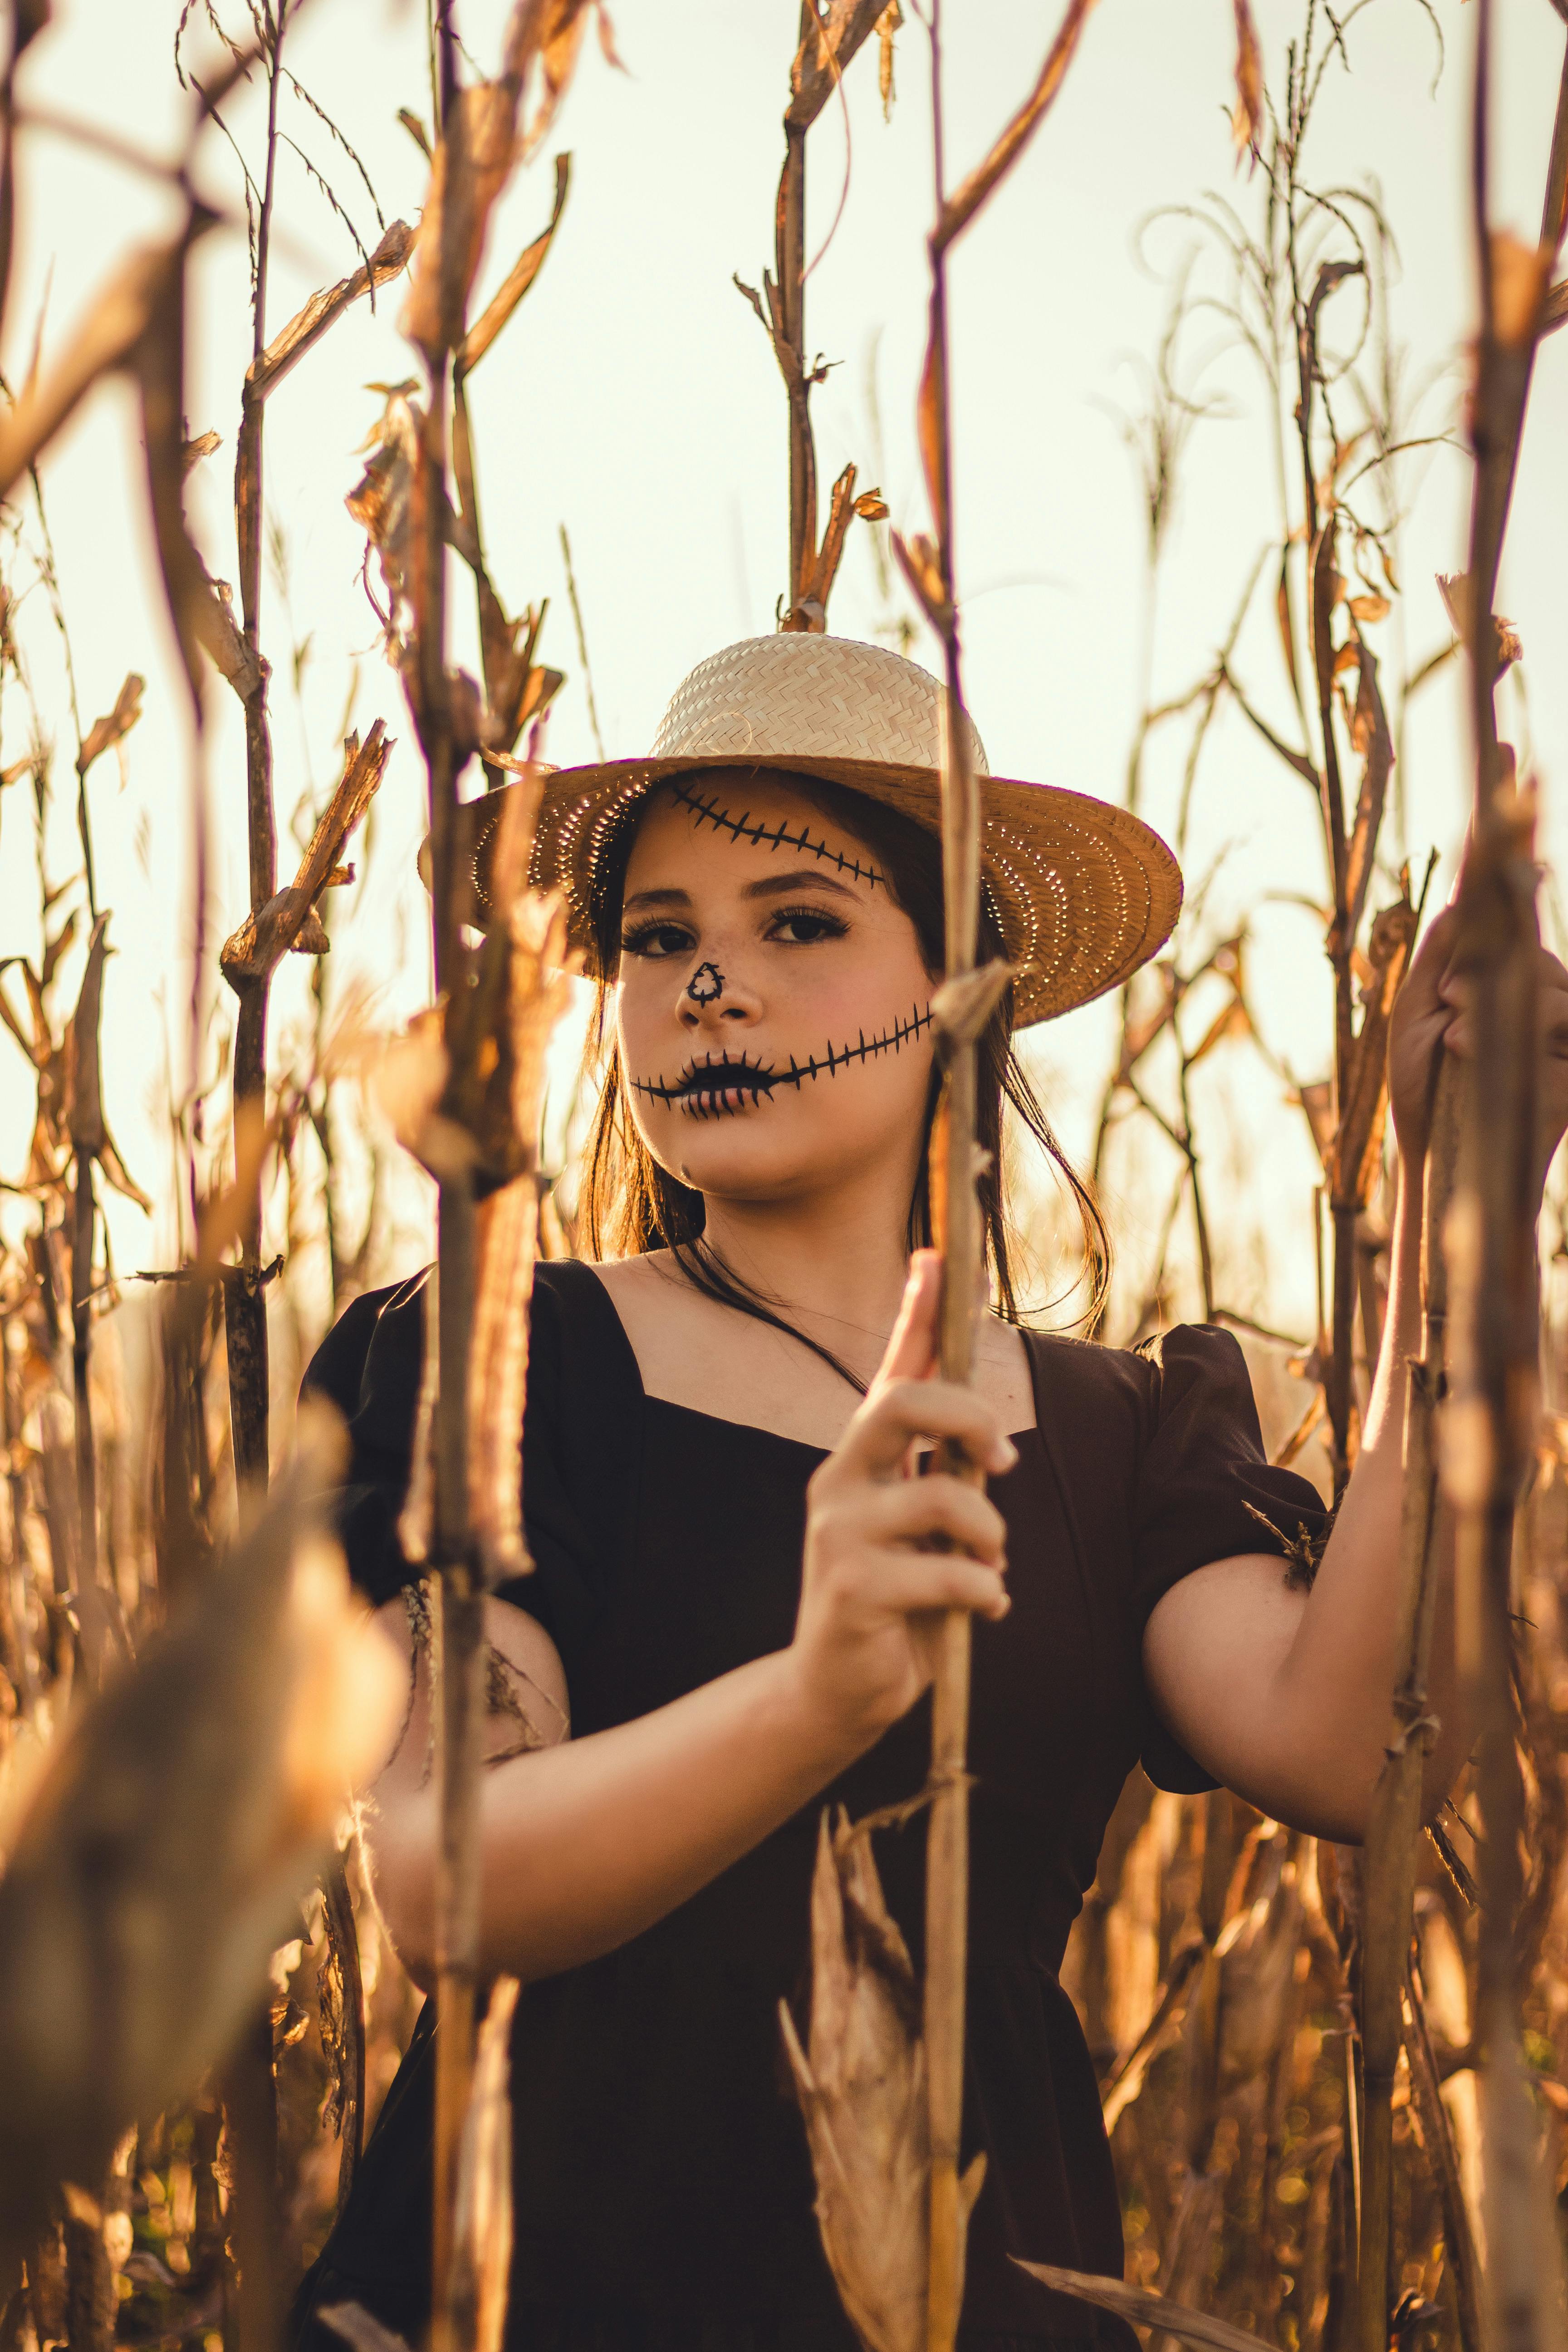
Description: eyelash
618,905,851,958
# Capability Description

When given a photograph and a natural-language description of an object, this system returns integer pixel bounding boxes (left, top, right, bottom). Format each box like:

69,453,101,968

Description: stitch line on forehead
669,779,888,890
632,1001,933,1116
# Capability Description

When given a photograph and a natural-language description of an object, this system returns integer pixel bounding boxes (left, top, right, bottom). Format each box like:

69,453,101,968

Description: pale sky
0,0,1564,1400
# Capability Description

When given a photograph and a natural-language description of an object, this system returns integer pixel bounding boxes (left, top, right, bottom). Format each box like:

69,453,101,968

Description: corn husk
781,1809,983,2352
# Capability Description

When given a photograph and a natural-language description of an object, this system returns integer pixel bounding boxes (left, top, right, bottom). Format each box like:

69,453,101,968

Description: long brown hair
575,772,1110,1379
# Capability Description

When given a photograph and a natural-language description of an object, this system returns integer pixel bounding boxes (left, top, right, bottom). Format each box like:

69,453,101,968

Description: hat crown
650,633,990,778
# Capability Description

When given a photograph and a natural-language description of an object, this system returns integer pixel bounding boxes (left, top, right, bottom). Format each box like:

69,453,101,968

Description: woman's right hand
790,1250,1015,1747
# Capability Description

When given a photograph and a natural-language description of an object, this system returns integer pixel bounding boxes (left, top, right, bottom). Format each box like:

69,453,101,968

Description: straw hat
456,633,1181,1029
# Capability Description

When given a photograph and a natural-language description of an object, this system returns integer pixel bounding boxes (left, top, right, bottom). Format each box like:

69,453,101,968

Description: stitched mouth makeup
632,1004,934,1120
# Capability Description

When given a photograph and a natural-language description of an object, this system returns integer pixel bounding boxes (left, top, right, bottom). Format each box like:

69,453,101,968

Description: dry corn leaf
780,1810,984,2352
247,220,413,405
1230,0,1262,159
1340,640,1393,949
0,241,167,504
890,529,949,632
180,427,221,472
1436,569,1522,676
877,2,901,119
787,0,891,132
402,82,523,359
77,673,144,777
457,152,570,379
1012,2263,1275,2352
934,0,1102,256
220,723,392,988
931,960,1014,1048
0,1415,402,2258
365,1005,452,1170
447,1974,521,2352
192,559,265,700
64,914,151,1210
522,0,598,158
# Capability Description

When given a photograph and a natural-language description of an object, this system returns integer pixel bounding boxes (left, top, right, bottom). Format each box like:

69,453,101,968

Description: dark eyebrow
620,870,863,917
740,871,861,903
621,886,693,914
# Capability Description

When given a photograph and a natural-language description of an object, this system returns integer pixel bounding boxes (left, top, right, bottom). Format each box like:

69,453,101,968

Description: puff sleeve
1131,1324,1330,1790
300,1266,611,1695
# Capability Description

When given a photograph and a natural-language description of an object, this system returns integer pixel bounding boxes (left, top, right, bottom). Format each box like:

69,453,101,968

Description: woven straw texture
461,634,1182,1029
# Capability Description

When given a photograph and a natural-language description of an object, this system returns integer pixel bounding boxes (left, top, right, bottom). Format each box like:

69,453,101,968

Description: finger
874,1251,941,1388
853,1473,1008,1563
831,1375,1018,1483
865,1548,1011,1623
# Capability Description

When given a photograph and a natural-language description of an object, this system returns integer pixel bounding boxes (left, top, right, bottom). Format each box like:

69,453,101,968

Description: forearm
1268,1158,1465,1831
370,1646,864,1985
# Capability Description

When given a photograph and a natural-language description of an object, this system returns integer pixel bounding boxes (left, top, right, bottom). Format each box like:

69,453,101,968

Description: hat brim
445,752,1182,1030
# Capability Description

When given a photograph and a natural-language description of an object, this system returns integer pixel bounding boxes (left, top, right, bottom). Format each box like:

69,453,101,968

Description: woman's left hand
1387,901,1568,1195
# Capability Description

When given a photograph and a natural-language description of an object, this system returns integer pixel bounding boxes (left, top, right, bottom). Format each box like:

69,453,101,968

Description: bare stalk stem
1448,10,1568,2349
222,18,289,2352
69,1150,96,1637
1355,1058,1459,2352
922,12,983,2347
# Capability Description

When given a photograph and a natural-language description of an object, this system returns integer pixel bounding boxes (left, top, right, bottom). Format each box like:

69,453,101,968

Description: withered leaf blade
1012,2262,1278,2352
931,960,1013,1048
220,722,392,989
447,1974,521,2352
457,152,570,379
402,81,524,359
319,2307,415,2352
193,560,266,701
786,0,891,133
0,241,167,504
877,2,901,120
935,0,1101,255
780,1810,931,2352
890,528,949,632
0,1421,402,2262
66,911,110,1160
246,219,414,405
78,673,144,775
1230,0,1263,160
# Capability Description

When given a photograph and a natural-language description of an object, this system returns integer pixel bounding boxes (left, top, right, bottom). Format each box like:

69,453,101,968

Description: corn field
0,4,1566,2352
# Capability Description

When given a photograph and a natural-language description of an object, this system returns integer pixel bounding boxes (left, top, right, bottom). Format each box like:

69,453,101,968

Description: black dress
293,1260,1327,2352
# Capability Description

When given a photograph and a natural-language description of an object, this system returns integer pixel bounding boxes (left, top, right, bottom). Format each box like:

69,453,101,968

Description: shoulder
1019,1319,1271,1469
1024,1318,1257,1407
302,1270,429,1437
1020,1323,1157,1429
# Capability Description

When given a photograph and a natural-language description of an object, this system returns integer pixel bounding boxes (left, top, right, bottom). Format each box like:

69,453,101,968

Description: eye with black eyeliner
766,905,850,946
621,919,696,960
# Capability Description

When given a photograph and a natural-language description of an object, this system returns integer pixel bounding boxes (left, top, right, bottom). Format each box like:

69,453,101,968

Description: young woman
296,633,1568,2352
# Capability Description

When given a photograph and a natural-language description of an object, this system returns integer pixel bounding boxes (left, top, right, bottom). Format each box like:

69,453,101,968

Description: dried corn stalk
1355,1057,1458,2352
1446,14,1568,2352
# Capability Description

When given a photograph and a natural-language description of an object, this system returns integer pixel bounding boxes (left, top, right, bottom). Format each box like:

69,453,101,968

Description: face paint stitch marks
686,960,725,1005
670,779,887,890
632,1002,934,1119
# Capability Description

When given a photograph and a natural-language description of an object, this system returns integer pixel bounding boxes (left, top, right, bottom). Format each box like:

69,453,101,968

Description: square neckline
581,1259,1040,1452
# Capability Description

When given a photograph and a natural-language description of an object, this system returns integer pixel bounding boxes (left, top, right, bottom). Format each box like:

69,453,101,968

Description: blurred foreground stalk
378,10,588,2342
1444,8,1568,2350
